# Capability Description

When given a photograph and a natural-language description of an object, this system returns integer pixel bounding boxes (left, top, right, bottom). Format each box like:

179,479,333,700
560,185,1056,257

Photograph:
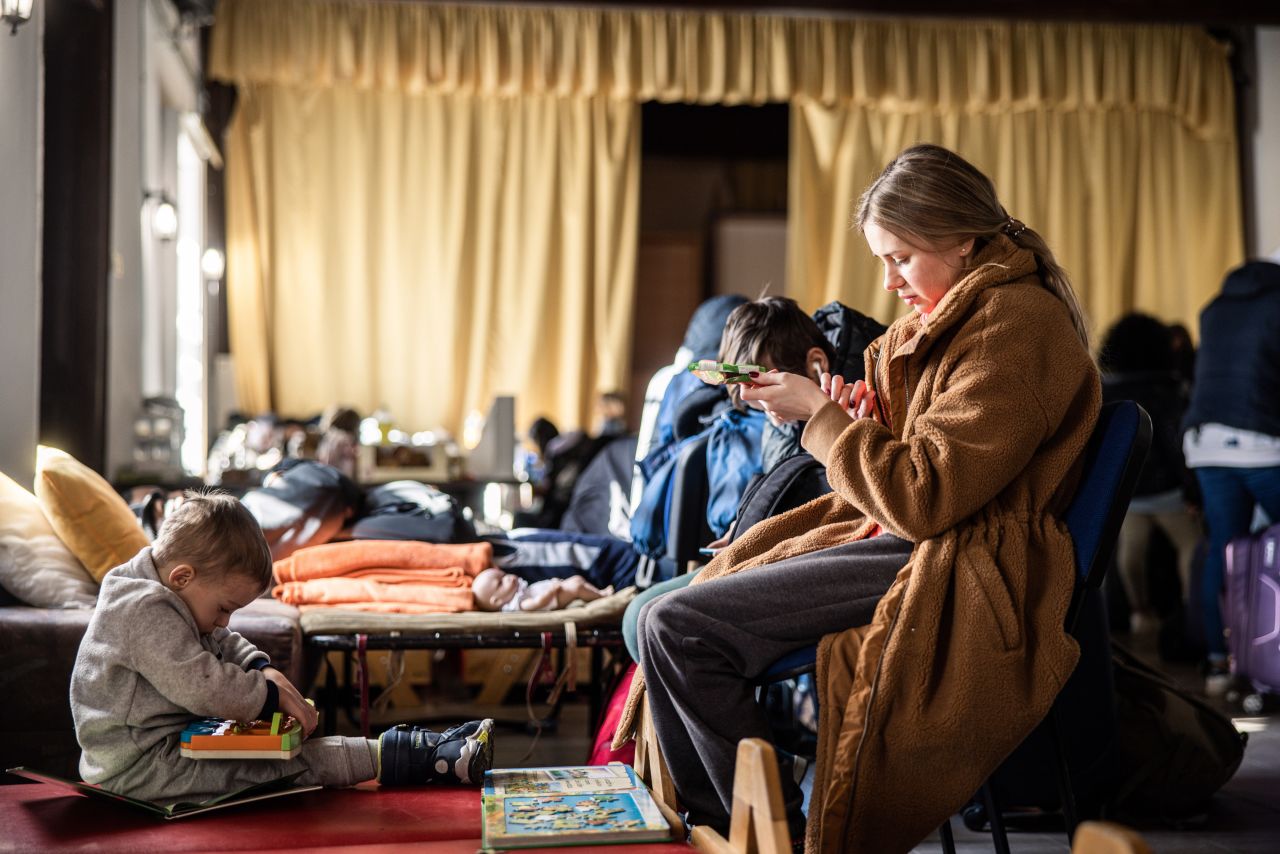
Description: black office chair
754,400,1153,852
983,401,1151,848
665,432,714,570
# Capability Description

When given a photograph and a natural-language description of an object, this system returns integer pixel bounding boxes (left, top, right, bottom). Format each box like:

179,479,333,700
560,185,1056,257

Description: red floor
0,781,692,852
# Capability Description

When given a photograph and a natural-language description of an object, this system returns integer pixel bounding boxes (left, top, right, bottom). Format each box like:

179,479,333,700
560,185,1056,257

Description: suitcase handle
1256,575,1280,647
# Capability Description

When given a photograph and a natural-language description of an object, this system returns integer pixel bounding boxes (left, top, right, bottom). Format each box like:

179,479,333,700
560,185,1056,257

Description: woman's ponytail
1008,225,1091,352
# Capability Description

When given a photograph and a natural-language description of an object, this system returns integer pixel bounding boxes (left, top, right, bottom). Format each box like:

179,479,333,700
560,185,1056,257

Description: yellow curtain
224,85,637,434
212,1,1243,431
211,1,795,103
786,23,1243,340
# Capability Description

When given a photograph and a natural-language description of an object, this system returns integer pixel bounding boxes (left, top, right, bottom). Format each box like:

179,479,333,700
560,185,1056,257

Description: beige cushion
0,470,97,607
34,446,149,582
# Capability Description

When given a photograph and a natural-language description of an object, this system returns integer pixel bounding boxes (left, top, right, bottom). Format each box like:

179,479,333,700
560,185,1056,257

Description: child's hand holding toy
263,666,318,738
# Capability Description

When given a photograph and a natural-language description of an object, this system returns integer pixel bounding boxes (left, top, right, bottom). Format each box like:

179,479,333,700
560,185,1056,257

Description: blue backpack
704,407,766,537
630,433,702,559
631,405,766,557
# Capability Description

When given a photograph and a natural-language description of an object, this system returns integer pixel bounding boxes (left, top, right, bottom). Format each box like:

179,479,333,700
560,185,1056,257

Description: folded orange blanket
271,540,494,614
273,540,493,583
274,577,474,612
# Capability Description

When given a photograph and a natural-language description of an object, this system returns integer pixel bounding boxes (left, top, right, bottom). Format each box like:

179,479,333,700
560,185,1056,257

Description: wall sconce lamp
200,247,225,281
2,0,34,36
145,191,178,242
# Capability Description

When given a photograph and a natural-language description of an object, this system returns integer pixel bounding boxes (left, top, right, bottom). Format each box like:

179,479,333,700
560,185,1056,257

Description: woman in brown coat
617,144,1101,853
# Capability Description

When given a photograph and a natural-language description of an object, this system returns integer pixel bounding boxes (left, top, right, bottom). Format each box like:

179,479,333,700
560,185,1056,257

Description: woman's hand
820,372,854,412
820,374,884,424
740,371,833,425
849,380,882,423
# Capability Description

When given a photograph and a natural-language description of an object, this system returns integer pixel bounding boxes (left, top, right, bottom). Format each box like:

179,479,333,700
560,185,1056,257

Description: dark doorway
628,101,789,429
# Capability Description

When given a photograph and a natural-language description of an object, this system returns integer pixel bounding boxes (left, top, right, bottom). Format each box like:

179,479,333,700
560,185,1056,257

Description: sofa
0,586,310,781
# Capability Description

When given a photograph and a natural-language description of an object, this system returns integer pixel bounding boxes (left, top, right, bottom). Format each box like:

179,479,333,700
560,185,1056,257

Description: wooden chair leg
631,699,686,840
1069,821,1152,854
690,738,790,854
634,698,678,810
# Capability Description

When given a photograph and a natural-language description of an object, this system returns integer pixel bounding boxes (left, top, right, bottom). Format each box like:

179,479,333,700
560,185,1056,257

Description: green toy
688,360,766,385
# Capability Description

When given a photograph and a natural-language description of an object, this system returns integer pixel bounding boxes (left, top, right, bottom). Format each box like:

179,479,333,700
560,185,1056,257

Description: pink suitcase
1225,522,1280,712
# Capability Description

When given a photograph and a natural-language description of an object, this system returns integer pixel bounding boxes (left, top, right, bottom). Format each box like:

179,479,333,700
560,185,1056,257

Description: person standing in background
1182,258,1280,695
1098,313,1200,636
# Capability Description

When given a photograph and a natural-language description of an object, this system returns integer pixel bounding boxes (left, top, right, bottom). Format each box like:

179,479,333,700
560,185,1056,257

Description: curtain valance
210,1,1234,139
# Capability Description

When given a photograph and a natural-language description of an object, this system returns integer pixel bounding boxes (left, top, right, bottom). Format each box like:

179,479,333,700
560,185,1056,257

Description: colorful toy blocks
179,713,303,760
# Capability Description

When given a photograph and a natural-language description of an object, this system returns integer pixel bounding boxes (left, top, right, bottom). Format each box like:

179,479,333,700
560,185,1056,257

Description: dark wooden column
40,0,114,472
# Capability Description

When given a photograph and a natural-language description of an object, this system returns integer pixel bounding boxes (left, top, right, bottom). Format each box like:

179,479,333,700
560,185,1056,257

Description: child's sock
366,738,381,781
377,718,495,786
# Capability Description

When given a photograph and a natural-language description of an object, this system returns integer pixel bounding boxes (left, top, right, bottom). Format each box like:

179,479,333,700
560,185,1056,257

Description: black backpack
729,452,830,543
1108,644,1247,823
351,480,478,545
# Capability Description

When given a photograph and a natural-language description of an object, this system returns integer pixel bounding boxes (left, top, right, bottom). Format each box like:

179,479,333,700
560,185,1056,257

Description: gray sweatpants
636,534,911,834
103,734,377,805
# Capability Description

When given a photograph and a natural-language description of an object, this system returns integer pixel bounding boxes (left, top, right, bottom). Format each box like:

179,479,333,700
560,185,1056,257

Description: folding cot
300,587,637,738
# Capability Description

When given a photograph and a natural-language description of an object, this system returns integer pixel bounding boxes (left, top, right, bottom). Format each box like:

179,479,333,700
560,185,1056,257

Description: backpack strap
730,453,829,544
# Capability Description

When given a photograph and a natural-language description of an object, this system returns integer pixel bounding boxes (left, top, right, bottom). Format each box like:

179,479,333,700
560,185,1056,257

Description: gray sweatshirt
71,547,270,785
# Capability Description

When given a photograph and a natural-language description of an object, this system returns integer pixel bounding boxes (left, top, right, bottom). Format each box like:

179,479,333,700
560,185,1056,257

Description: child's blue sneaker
378,718,494,786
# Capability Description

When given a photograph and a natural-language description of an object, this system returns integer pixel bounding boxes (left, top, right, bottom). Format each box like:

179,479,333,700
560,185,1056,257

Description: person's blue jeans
622,570,698,661
1195,465,1280,657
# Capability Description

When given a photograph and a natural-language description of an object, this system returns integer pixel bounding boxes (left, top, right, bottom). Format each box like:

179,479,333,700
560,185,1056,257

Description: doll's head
472,567,522,612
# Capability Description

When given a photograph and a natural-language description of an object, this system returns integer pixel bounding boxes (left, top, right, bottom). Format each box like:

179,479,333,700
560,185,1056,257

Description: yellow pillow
35,446,150,582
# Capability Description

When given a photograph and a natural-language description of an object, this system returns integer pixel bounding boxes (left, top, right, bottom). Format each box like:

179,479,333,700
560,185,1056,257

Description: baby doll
472,567,613,613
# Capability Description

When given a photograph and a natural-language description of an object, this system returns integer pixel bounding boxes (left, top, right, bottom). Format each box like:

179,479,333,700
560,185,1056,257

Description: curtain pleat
787,100,1243,339
211,2,1234,139
223,89,274,415
224,85,638,434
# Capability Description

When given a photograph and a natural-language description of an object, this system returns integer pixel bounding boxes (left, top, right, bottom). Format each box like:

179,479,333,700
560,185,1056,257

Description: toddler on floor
71,491,493,805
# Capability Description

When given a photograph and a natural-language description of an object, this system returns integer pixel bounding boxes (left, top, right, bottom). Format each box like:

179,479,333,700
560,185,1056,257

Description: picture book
481,764,672,849
179,711,302,760
6,767,322,820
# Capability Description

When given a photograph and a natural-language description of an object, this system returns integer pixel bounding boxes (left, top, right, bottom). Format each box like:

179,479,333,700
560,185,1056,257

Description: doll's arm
519,580,562,611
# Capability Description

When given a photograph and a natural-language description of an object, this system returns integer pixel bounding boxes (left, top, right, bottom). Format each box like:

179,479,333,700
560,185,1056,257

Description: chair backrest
666,433,713,567
757,401,1151,686
1062,401,1152,624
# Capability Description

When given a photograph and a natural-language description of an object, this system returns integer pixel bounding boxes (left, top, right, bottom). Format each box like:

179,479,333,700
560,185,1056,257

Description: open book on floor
481,764,673,849
6,767,322,820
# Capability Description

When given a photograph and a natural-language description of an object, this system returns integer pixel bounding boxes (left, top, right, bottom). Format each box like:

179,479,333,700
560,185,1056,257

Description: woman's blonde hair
854,143,1091,350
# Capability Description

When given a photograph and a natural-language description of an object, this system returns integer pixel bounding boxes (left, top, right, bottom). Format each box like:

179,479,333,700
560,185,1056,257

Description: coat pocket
958,549,1022,651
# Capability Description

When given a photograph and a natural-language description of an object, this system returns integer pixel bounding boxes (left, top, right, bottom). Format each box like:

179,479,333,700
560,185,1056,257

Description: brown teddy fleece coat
613,235,1101,853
